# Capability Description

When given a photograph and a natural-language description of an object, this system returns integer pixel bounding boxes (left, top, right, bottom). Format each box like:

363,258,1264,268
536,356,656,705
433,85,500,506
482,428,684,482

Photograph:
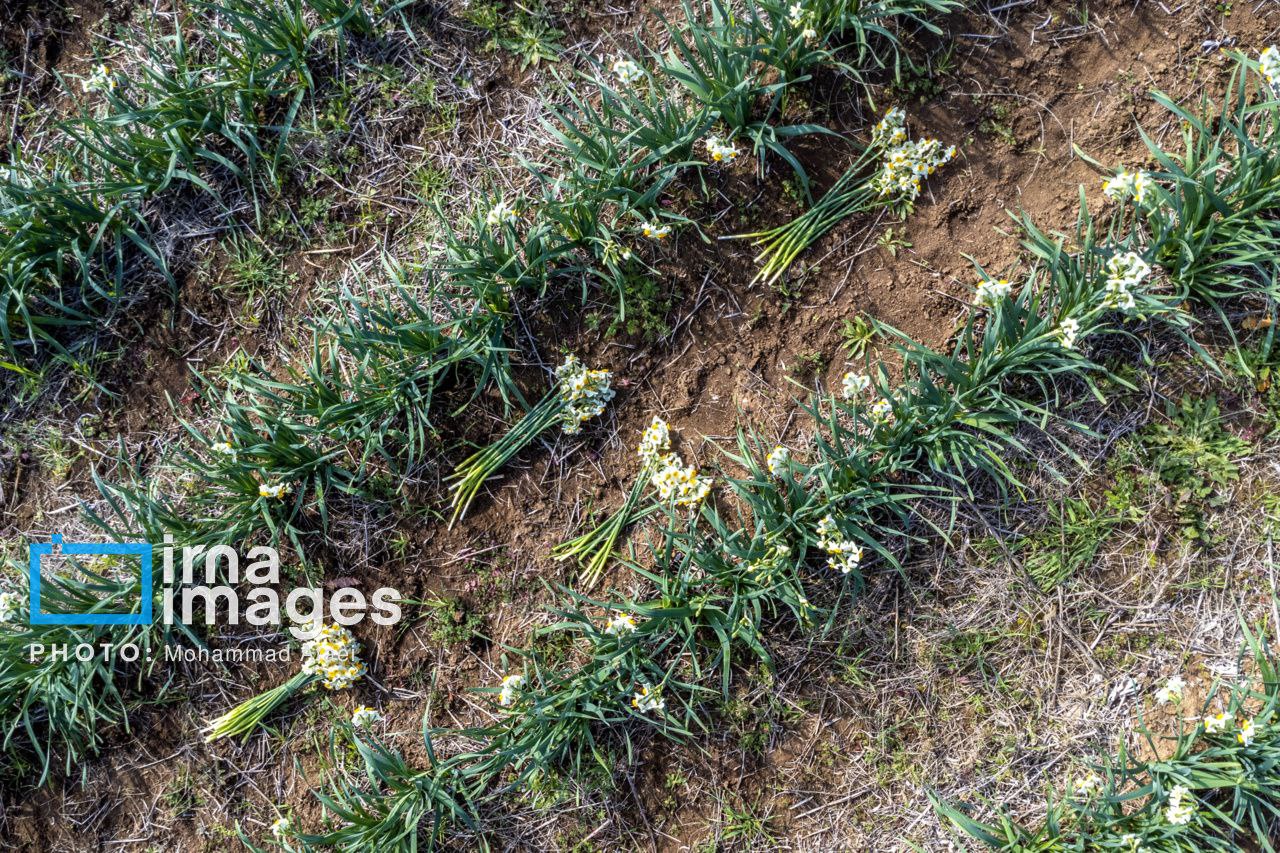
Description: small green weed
1138,396,1250,544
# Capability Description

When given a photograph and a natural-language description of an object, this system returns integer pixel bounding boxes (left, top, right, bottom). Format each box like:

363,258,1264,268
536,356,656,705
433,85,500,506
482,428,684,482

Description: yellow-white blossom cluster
652,460,712,507
1056,317,1081,350
1102,252,1151,312
1074,772,1104,796
1239,717,1257,746
1204,711,1233,733
766,445,790,476
259,482,287,499
212,440,234,456
816,514,864,575
1118,833,1143,851
485,199,518,229
555,355,615,433
839,371,893,428
1164,784,1195,825
975,277,1012,308
604,610,638,636
1154,675,1184,705
82,63,118,94
638,416,671,467
0,591,17,623
300,623,366,690
1262,46,1280,91
1198,709,1260,745
868,398,894,424
632,683,665,713
841,370,870,399
612,57,644,85
871,108,909,148
787,3,817,40
1103,169,1155,206
870,109,955,201
351,705,382,728
271,817,291,839
637,417,712,507
641,221,671,240
498,673,525,707
704,135,739,163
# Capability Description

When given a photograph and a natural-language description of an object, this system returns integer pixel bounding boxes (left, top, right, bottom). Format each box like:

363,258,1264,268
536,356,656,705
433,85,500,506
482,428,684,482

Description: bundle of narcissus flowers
301,623,367,689
639,417,711,508
449,355,615,522
555,354,616,434
869,108,956,202
733,106,956,284
204,623,366,741
554,416,712,586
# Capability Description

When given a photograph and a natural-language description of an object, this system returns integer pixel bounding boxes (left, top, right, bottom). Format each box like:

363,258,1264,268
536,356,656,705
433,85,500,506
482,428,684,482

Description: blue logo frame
29,535,153,626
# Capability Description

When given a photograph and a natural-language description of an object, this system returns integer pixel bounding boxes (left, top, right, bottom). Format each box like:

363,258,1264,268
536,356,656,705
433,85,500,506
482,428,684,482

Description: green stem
552,471,661,587
447,391,567,526
204,670,316,742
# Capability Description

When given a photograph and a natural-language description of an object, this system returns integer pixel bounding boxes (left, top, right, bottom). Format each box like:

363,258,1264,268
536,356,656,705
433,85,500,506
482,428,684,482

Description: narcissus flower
1102,252,1151,312
766,445,790,476
1204,711,1233,733
211,440,234,455
638,418,710,506
612,57,644,85
82,63,118,94
868,398,894,424
0,591,17,623
1164,784,1194,825
1103,169,1156,206
351,705,382,728
259,482,287,499
484,200,518,229
641,222,671,240
1261,46,1280,91
555,355,615,434
652,458,712,507
638,417,672,467
498,673,525,707
1118,834,1143,853
816,515,865,575
871,108,909,148
870,108,956,201
704,135,739,163
1056,317,1081,350
841,371,871,399
1075,772,1104,796
300,623,366,690
1154,675,1185,705
605,610,638,635
632,683,665,713
271,816,291,838
1239,717,1257,746
975,277,1012,308
787,2,817,38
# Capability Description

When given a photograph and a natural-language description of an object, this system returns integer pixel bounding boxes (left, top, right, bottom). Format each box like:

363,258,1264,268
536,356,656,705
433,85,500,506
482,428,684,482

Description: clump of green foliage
932,621,1280,852
1139,396,1250,544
